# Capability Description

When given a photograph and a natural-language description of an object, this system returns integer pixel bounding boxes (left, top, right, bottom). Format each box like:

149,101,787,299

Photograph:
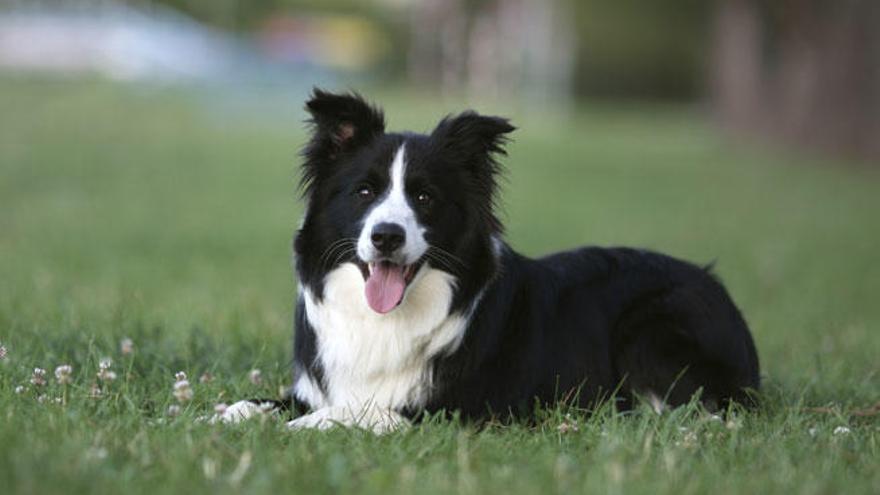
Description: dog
219,89,760,432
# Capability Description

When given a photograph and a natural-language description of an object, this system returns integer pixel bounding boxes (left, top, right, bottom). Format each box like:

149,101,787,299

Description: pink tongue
365,263,407,314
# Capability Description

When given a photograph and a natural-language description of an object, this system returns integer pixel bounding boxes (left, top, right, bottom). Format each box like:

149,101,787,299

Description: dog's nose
371,222,405,254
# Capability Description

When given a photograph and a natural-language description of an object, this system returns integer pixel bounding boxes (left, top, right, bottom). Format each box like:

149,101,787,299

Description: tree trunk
710,0,880,162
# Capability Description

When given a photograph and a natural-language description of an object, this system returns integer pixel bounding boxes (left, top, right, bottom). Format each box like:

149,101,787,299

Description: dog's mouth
357,259,423,314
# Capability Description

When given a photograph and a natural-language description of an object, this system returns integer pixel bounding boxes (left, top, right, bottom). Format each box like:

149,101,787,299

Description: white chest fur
295,262,467,411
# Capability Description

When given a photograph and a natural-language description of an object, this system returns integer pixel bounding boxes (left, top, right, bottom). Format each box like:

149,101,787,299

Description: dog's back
422,246,760,419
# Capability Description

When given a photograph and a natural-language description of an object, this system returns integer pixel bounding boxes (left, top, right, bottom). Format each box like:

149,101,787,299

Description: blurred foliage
137,0,408,75
568,0,712,99
138,0,392,32
139,0,713,99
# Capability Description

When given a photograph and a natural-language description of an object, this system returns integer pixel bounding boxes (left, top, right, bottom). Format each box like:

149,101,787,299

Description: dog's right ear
303,88,385,161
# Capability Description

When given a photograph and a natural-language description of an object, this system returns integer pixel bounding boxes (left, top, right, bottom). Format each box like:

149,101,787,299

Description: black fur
422,247,759,419
290,89,760,423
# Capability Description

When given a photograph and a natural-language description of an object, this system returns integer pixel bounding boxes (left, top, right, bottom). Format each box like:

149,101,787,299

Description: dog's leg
287,405,408,433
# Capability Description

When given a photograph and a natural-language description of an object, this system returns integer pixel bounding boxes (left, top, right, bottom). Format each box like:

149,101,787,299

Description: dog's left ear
303,88,385,160
432,111,515,186
431,111,515,166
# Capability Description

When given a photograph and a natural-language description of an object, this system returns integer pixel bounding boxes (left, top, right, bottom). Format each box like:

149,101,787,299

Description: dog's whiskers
330,247,358,268
319,238,352,263
424,253,455,272
426,246,468,271
319,238,358,269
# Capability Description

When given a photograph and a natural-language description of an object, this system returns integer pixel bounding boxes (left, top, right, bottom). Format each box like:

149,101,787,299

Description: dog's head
295,89,514,314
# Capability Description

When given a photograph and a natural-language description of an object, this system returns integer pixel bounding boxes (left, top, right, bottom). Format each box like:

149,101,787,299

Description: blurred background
1,0,878,398
2,0,878,158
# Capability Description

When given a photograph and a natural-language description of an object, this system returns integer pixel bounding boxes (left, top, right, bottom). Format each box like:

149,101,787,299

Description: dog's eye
356,186,374,199
416,191,432,205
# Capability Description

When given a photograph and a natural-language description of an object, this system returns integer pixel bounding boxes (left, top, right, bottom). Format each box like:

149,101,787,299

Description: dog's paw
209,400,278,424
286,406,409,433
287,410,337,430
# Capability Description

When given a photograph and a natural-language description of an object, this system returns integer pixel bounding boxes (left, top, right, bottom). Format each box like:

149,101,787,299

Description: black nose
371,222,405,254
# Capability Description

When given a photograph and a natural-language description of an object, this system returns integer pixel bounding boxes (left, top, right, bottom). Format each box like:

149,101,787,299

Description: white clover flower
54,365,73,385
37,394,48,403
678,430,699,448
0,343,7,360
96,358,116,382
174,371,187,382
31,368,47,386
557,421,579,433
14,385,25,394
173,379,193,403
167,404,181,417
833,426,851,436
97,369,117,382
556,413,580,433
120,338,134,355
808,427,818,437
199,372,214,384
249,369,262,385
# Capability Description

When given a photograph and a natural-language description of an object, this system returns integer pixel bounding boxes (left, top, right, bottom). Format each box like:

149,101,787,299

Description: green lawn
1,79,878,494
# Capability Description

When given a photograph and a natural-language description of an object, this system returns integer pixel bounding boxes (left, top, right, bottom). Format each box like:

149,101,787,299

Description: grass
1,78,878,494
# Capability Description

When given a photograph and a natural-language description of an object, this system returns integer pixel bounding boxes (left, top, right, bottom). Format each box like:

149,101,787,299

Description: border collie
220,89,760,432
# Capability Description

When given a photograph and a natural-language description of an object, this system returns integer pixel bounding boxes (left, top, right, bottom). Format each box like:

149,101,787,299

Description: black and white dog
221,89,760,431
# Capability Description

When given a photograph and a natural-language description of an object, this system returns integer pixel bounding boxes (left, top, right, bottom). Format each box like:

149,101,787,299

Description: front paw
287,411,337,430
286,407,409,433
209,400,279,424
